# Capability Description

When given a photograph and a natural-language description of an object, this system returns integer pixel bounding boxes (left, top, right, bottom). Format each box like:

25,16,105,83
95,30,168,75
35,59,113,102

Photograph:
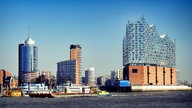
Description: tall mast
28,26,30,38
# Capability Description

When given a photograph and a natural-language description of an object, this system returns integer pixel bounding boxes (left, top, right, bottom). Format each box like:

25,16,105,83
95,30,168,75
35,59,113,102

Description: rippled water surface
0,91,192,108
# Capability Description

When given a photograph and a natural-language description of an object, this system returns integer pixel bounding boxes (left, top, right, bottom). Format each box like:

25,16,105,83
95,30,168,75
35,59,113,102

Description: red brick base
123,66,176,85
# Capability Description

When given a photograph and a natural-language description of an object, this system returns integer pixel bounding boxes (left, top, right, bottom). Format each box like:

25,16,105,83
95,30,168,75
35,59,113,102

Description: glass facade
18,37,38,85
22,45,38,72
57,60,77,85
123,17,176,68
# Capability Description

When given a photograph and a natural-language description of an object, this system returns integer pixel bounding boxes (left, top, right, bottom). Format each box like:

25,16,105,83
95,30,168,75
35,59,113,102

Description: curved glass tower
18,37,38,85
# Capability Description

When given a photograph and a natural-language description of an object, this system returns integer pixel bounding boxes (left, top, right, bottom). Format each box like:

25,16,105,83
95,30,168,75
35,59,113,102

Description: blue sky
0,0,192,83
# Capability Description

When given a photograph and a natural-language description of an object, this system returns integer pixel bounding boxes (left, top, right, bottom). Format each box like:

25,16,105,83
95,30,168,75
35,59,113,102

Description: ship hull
29,93,53,98
29,91,53,98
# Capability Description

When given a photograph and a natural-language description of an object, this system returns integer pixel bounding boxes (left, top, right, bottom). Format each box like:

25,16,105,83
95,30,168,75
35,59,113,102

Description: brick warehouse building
123,17,176,85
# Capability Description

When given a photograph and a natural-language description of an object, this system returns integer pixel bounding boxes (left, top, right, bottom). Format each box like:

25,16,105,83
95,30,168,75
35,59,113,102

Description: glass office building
57,60,77,85
18,37,38,85
57,44,82,86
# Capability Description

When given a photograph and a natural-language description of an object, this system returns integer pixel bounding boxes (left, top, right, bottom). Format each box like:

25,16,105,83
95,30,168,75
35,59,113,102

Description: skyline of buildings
0,30,186,86
4,17,180,87
6,17,178,87
18,37,38,85
15,36,129,87
2,26,187,85
123,17,176,85
1,0,192,84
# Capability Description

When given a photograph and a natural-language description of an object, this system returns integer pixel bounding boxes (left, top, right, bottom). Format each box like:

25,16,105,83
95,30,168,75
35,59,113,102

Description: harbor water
0,91,192,108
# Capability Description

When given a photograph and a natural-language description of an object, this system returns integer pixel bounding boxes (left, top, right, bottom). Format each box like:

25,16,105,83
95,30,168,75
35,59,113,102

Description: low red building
123,66,176,85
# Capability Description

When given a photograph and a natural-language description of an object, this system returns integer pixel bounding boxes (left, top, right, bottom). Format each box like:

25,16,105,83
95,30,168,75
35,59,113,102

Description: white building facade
85,68,95,86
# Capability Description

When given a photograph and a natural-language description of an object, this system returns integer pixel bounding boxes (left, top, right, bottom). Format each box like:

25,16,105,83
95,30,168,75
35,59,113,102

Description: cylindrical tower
85,68,95,86
18,37,38,85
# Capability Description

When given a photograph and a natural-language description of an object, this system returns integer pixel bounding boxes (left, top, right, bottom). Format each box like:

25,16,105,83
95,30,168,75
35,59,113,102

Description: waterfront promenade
0,91,192,108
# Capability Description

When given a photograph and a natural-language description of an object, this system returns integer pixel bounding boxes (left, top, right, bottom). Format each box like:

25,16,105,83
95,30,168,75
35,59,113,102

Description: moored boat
2,90,22,97
29,90,53,98
10,90,22,97
98,91,111,96
50,92,98,98
20,83,50,97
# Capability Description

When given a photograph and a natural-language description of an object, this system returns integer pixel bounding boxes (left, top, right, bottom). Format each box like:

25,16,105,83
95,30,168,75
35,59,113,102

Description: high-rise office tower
70,44,81,85
57,60,77,85
85,68,95,86
123,17,176,85
18,37,38,85
57,44,82,86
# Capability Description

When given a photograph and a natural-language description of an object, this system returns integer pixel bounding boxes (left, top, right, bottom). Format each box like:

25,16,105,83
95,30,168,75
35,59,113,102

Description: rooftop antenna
28,26,30,38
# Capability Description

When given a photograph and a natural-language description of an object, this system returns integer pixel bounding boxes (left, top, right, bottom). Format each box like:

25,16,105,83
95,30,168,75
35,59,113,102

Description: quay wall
132,85,192,92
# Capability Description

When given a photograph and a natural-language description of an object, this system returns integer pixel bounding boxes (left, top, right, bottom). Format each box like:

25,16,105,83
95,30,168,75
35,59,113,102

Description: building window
132,69,138,73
